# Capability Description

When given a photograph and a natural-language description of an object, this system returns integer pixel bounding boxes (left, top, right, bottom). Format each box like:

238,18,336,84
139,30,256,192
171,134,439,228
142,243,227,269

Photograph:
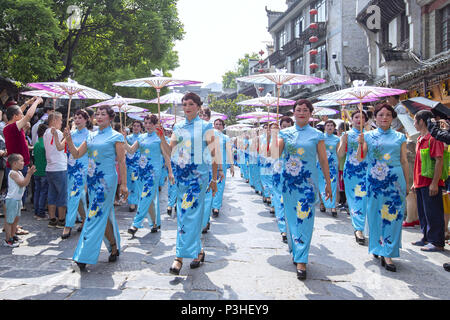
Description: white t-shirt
43,128,67,172
6,170,25,200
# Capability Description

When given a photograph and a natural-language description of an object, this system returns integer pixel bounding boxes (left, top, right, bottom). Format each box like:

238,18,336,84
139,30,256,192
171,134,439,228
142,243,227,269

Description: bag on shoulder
420,139,450,181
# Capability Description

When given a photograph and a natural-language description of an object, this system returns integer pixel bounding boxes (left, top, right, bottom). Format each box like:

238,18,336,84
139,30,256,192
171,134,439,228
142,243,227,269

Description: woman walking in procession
124,114,174,236
126,120,143,212
160,92,219,275
54,110,90,239
338,110,369,245
64,106,128,271
318,120,341,217
357,104,409,272
270,99,332,280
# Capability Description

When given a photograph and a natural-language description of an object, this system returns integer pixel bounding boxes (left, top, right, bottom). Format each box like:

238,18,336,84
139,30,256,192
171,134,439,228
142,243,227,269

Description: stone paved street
0,168,449,300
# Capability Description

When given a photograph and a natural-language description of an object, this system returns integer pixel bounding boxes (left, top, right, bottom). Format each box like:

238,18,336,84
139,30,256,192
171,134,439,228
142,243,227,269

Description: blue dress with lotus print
317,133,340,209
271,156,286,235
343,128,368,231
131,131,163,229
173,116,213,258
73,126,124,265
126,133,141,206
279,124,324,264
66,127,89,228
212,130,230,210
365,128,406,258
259,134,273,199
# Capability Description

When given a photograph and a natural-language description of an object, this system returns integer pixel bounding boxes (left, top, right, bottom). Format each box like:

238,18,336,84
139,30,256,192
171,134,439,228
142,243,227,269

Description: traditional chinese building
356,0,450,107
265,0,370,112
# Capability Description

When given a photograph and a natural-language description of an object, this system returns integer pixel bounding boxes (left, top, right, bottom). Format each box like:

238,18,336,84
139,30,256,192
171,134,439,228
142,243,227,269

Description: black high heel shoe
354,231,365,245
381,257,396,272
296,268,307,280
61,228,71,240
108,243,119,263
127,227,138,236
167,206,172,216
169,258,183,275
73,261,86,272
190,251,205,269
282,234,288,243
331,209,337,217
151,225,160,233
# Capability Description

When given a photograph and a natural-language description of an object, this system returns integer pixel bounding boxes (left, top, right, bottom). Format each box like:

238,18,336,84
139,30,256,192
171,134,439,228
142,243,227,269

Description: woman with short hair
270,99,332,280
357,103,408,272
64,106,128,271
338,110,369,245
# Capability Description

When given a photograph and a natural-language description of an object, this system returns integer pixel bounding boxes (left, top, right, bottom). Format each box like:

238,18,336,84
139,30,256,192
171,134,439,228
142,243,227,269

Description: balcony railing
283,38,304,56
268,50,286,65
299,22,327,44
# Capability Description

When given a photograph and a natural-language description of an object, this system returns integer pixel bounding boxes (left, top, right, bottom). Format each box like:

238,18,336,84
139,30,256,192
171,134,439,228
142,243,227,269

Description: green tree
0,0,184,100
222,53,259,89
208,93,256,125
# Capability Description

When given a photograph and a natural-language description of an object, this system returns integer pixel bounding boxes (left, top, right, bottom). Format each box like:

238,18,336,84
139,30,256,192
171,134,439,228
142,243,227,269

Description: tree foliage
222,53,259,89
0,0,184,100
208,93,257,125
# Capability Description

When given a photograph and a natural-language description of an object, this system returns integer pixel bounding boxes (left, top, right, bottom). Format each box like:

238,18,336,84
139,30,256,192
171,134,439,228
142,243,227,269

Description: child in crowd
3,153,35,247
33,123,49,220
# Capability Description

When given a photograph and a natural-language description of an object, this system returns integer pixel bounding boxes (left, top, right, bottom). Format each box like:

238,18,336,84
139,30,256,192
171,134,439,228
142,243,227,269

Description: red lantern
309,23,318,29
258,69,265,73
310,9,318,15
258,87,264,93
310,63,319,69
309,49,318,55
309,36,319,43
259,60,265,65
259,50,265,56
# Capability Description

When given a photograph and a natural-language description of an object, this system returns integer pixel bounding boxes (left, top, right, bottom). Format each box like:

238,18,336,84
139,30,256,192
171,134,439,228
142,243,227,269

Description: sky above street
171,0,287,87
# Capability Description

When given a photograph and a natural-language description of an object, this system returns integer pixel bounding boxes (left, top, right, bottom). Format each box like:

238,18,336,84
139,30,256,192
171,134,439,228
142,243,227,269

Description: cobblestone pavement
0,168,449,300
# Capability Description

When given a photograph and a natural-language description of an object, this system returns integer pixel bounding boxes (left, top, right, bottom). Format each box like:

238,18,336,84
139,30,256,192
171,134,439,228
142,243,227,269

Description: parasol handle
359,101,364,159
157,88,161,123
276,85,281,122
66,96,73,129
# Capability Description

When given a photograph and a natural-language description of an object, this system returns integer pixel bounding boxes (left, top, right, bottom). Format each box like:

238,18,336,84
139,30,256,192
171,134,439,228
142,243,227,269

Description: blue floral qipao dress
126,133,141,206
259,134,273,199
365,128,406,258
159,136,170,188
318,133,340,209
173,116,213,258
271,156,286,235
249,137,263,193
279,124,324,264
343,128,368,231
131,131,163,229
212,130,230,210
242,138,250,181
66,127,89,228
73,126,124,265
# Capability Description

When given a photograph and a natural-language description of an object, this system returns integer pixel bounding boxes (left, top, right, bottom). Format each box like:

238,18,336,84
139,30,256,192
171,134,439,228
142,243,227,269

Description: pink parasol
27,78,112,127
114,69,201,119
236,69,325,119
318,80,407,157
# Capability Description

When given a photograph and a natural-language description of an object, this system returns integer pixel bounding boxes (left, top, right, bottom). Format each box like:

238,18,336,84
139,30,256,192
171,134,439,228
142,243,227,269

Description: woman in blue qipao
338,110,369,245
64,106,128,271
271,116,294,243
259,126,274,209
166,125,177,216
270,99,332,281
60,110,90,239
212,118,234,216
317,120,341,217
126,120,143,212
159,133,171,189
249,130,263,194
124,115,174,236
357,104,409,272
160,92,219,275
242,133,250,183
